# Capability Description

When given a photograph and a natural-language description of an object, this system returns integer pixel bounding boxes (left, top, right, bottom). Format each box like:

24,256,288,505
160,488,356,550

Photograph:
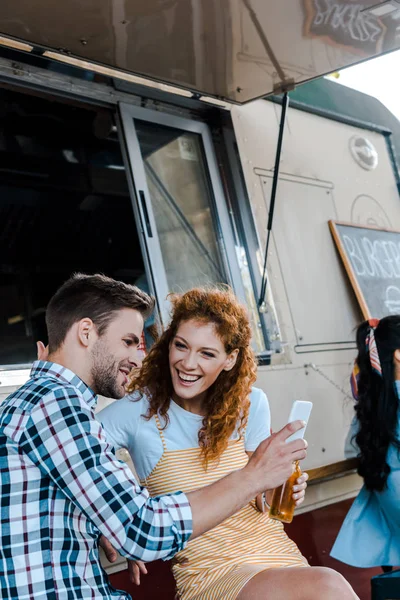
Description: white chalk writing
313,0,383,44
342,234,400,279
384,286,400,314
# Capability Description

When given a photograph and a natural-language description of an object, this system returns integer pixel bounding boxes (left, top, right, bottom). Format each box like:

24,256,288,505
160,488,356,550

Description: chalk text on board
342,234,400,279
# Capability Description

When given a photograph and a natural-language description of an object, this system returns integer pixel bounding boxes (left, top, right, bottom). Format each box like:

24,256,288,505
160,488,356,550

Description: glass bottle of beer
268,461,302,523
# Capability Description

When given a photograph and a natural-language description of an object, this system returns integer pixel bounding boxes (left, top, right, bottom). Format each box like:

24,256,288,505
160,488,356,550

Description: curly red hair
127,287,258,468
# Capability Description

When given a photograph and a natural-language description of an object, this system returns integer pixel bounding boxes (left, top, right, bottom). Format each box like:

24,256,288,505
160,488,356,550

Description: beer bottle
268,460,302,523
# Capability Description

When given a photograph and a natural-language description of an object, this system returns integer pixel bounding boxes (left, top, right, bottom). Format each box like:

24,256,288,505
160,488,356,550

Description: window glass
136,120,227,292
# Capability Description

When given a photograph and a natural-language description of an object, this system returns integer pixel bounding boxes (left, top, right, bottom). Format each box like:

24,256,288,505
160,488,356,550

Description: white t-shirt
97,387,271,481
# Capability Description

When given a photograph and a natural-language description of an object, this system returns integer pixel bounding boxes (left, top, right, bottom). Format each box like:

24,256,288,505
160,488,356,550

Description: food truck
0,1,399,597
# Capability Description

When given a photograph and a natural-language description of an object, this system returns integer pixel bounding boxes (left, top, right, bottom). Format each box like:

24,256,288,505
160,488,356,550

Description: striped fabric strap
350,318,381,400
366,318,382,377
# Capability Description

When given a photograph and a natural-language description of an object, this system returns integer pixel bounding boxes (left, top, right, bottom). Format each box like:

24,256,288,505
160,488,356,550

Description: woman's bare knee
312,567,359,599
236,566,358,600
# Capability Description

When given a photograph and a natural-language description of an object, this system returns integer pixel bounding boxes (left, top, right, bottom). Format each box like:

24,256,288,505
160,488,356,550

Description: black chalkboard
329,221,400,319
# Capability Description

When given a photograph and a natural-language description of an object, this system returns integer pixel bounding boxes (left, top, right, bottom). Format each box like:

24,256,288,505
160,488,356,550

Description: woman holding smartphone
98,287,358,600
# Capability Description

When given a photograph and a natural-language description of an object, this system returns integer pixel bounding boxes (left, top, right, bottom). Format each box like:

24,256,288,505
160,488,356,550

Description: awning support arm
258,92,289,311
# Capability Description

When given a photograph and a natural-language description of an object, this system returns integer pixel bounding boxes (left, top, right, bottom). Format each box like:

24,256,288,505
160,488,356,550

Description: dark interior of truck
0,87,146,365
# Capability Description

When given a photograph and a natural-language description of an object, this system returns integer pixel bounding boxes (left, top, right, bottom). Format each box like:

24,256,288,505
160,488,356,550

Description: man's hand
244,420,308,495
99,535,118,563
128,559,148,585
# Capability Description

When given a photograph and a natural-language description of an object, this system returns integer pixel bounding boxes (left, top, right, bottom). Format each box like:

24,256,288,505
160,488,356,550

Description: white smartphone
285,400,313,444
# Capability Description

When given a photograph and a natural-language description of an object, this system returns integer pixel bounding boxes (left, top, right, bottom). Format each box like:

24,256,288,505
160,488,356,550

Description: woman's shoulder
120,389,153,415
248,387,270,421
244,387,271,449
98,389,150,421
249,387,269,409
97,389,153,449
125,388,151,405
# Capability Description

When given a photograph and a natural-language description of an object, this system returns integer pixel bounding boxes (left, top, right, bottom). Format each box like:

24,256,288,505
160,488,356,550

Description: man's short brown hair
46,273,155,352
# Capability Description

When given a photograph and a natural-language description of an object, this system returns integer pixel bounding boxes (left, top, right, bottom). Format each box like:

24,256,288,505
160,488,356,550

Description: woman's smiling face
169,319,238,405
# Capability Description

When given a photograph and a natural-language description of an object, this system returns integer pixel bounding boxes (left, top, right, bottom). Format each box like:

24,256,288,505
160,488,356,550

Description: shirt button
116,448,130,463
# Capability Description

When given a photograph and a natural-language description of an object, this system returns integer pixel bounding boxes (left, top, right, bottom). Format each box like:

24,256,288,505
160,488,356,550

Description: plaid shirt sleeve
17,386,192,562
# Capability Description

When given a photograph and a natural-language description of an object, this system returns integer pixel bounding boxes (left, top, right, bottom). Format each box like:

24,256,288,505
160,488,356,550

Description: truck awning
0,0,399,103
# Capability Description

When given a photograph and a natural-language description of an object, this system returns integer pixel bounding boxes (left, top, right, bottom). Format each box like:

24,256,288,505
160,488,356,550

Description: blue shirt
331,381,400,567
0,361,192,600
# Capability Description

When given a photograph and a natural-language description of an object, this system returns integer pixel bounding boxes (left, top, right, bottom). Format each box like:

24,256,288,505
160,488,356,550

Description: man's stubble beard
90,338,124,399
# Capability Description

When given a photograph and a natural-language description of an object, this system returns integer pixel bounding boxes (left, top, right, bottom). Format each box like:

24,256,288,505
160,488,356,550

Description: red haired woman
98,287,358,600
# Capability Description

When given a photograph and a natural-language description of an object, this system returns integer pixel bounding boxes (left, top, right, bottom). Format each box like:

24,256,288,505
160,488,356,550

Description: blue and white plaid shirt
0,361,192,599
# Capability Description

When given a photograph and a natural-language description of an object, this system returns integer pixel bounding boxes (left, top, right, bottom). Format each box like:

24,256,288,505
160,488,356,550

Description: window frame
118,102,248,326
220,124,282,361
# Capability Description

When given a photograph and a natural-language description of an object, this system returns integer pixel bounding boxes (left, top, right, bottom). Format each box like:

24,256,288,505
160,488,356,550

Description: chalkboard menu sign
329,221,400,319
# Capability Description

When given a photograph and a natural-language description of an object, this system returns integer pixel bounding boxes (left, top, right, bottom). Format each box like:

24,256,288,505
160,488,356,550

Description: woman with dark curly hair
99,287,358,600
331,316,400,569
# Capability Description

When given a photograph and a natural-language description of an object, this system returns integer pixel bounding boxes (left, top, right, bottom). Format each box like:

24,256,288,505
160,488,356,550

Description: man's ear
77,318,96,347
223,348,239,372
394,348,400,365
36,341,49,361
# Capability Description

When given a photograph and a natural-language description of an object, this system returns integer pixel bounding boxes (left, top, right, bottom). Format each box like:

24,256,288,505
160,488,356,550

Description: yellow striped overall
141,415,308,600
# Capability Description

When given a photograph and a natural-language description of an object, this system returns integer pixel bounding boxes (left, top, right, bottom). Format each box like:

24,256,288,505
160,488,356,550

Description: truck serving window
0,88,148,367
0,86,271,369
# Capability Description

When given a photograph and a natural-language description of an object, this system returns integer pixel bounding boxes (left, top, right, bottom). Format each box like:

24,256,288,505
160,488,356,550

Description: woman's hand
247,448,309,511
128,559,148,585
292,472,309,507
255,472,309,512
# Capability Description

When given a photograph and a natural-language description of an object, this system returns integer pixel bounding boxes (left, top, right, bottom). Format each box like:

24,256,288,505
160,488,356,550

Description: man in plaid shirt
0,273,307,599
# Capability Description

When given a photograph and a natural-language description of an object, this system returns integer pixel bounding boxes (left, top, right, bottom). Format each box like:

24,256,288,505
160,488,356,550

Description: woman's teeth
178,371,200,382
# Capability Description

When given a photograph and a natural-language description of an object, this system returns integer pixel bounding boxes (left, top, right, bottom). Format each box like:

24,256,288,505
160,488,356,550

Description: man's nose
129,347,144,369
